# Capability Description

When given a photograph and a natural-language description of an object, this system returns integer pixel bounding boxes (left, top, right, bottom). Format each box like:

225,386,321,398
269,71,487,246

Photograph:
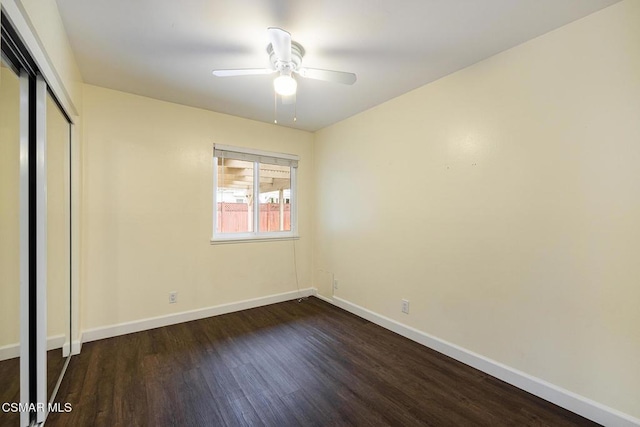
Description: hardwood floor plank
46,297,599,426
0,357,20,427
226,395,265,427
244,391,298,426
0,350,68,427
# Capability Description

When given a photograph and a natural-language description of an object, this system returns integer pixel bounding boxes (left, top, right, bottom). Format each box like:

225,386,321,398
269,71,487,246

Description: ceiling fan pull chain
274,91,278,124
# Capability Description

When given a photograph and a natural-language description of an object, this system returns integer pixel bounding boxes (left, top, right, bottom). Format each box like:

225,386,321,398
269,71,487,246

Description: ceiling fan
212,27,357,97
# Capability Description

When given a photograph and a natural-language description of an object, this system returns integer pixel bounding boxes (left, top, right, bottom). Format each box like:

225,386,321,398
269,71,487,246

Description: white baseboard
313,292,333,304
0,334,66,362
0,343,19,362
324,295,639,427
81,288,315,344
71,339,82,355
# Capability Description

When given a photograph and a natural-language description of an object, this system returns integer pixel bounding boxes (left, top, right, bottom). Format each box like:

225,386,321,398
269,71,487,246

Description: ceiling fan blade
297,68,357,85
212,68,275,77
267,27,291,62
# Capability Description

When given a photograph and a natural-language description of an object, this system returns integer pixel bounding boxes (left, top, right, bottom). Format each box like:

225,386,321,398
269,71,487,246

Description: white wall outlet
169,291,177,304
333,279,339,290
401,299,409,314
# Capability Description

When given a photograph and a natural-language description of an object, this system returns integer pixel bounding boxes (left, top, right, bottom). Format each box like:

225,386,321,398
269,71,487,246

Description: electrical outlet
169,291,177,304
333,279,339,290
401,299,409,314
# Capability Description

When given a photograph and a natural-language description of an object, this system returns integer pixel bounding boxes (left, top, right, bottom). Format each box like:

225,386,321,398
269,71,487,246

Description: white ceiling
56,0,619,132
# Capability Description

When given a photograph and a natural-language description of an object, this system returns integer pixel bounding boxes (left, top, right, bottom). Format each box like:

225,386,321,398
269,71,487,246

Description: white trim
214,143,299,161
81,288,315,344
46,334,65,351
35,75,47,421
18,70,30,427
210,234,299,244
212,144,299,240
323,295,640,427
290,166,298,234
0,335,66,362
212,155,218,238
252,163,259,232
313,293,333,305
70,339,82,355
1,342,20,362
1,0,78,118
70,123,80,357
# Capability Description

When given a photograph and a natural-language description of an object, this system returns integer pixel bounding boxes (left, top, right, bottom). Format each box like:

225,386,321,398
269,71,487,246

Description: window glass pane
216,158,254,233
259,163,291,232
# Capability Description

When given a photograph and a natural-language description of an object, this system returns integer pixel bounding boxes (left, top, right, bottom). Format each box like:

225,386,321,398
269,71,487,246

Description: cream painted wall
0,65,21,349
314,0,640,418
7,0,637,419
81,84,314,331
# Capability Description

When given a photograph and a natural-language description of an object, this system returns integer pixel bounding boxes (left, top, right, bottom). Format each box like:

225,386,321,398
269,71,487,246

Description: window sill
210,235,300,245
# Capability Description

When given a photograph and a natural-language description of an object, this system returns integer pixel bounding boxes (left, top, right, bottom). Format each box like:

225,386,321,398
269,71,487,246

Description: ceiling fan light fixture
274,74,297,96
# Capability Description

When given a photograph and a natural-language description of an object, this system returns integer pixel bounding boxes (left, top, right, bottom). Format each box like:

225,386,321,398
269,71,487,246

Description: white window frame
211,144,299,244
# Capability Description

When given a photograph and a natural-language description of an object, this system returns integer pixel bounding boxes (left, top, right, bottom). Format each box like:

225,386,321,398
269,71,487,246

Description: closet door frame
2,1,79,424
35,75,47,424
18,68,31,427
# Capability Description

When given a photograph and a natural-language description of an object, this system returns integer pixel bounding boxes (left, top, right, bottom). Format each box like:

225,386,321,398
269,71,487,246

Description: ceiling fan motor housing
268,41,305,74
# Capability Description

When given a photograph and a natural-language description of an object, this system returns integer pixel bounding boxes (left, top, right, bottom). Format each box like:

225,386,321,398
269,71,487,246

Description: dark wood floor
46,297,597,426
0,357,19,427
0,349,67,427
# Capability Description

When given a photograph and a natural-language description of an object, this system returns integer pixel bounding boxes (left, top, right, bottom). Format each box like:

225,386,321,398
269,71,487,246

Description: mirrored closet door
1,10,74,426
46,89,72,405
0,49,22,427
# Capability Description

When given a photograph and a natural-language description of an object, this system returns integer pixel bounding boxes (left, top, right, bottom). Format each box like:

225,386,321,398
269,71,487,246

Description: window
212,144,298,242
